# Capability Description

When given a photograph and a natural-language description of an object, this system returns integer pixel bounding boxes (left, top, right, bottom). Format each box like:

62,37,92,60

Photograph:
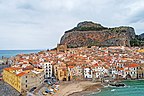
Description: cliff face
60,21,136,48
139,33,144,39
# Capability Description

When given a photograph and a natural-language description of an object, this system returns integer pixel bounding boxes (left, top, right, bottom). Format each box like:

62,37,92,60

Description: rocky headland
60,21,138,48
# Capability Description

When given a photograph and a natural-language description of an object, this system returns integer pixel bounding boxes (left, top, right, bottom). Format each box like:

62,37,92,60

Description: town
0,44,144,96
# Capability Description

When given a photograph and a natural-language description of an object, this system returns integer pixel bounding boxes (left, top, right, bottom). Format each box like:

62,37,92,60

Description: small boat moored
109,82,126,87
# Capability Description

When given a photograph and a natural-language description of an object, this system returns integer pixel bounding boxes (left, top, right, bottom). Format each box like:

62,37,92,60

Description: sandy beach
54,81,103,96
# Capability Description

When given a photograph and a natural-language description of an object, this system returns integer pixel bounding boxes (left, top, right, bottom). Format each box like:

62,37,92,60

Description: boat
109,82,126,87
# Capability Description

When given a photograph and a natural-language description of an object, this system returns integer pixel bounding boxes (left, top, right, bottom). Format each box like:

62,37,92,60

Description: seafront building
84,67,92,79
53,63,71,81
3,66,44,93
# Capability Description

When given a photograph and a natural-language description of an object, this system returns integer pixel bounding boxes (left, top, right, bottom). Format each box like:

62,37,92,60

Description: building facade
3,67,44,93
41,62,52,78
84,67,92,79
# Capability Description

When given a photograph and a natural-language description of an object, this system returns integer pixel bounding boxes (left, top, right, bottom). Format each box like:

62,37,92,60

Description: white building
84,67,92,79
92,64,109,79
42,62,53,78
124,64,138,79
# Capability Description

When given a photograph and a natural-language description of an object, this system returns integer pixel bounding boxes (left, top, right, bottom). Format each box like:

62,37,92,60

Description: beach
54,81,103,96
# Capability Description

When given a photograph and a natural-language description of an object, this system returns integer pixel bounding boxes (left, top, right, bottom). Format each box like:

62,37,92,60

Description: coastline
68,83,103,96
54,81,104,96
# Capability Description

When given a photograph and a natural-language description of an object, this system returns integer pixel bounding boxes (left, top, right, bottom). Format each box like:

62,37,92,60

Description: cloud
0,0,143,49
128,9,144,23
120,0,144,24
17,3,34,10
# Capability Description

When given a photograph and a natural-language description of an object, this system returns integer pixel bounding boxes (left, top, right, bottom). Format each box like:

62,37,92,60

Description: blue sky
0,0,144,50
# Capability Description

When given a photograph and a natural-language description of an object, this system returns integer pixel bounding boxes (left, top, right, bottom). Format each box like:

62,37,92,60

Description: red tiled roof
128,64,139,68
118,68,124,70
4,67,22,71
23,62,28,64
125,70,130,72
93,63,98,67
16,72,27,77
68,66,74,68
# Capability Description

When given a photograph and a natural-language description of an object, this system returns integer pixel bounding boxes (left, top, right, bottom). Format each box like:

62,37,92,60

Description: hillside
139,33,144,39
60,21,136,48
130,33,144,46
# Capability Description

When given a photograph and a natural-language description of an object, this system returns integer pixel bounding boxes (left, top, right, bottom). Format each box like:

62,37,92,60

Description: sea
89,80,144,96
0,50,41,59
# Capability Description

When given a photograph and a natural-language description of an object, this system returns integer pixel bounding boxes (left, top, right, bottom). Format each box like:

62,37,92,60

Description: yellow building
137,49,144,53
3,67,23,92
3,67,44,93
54,63,72,81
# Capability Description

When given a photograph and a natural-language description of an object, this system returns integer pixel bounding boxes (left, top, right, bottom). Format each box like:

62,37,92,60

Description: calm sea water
0,50,41,59
89,80,144,96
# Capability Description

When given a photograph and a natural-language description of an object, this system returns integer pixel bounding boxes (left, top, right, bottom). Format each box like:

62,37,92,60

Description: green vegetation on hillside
130,35,144,46
89,40,99,46
65,26,108,33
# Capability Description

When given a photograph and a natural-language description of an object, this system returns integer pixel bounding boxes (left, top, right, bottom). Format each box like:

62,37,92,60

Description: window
26,80,27,83
26,85,27,88
26,76,27,78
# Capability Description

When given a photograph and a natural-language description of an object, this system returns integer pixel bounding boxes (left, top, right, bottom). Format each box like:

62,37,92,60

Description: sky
0,0,144,50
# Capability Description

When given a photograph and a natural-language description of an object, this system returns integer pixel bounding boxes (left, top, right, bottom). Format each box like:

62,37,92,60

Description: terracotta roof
125,70,130,72
128,63,139,68
23,62,28,64
68,66,74,68
118,68,124,70
4,67,22,71
24,65,34,69
16,72,27,77
93,63,98,67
